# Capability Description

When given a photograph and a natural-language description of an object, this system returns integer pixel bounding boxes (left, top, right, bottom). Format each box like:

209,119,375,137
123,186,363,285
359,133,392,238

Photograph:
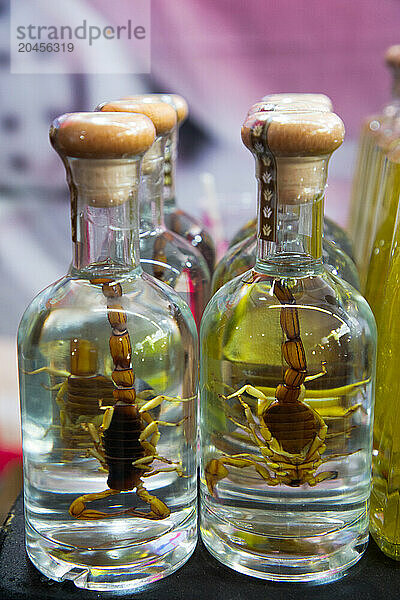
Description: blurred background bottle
99,100,211,328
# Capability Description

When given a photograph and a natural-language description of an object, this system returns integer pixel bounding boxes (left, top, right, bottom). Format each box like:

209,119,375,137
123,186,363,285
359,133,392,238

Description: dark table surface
0,494,399,600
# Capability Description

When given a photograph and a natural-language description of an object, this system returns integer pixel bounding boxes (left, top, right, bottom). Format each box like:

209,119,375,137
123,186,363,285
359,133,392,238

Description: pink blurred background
0,0,399,499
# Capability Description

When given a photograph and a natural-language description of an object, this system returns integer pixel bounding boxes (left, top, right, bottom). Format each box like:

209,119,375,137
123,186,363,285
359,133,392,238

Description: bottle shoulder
203,268,376,340
18,270,198,351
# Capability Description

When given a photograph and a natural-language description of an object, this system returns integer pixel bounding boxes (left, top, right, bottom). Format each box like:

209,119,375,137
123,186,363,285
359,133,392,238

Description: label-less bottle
18,112,198,591
200,109,376,582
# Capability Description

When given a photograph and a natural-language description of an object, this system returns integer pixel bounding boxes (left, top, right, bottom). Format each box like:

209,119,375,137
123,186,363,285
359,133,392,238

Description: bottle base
201,505,368,583
25,509,197,591
370,530,400,561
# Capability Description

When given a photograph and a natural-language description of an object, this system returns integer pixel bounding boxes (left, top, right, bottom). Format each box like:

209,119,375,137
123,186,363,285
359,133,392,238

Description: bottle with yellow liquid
365,142,400,319
200,109,376,582
370,196,400,560
350,45,400,278
355,115,400,289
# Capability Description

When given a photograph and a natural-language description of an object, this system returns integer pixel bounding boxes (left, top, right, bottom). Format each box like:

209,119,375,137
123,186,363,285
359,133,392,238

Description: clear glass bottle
123,93,216,274
365,143,400,319
99,100,210,329
370,195,400,559
229,96,354,260
200,110,376,582
18,112,198,591
350,45,400,278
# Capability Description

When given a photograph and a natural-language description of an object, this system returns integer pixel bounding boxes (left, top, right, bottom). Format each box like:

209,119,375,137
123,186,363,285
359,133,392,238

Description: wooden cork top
97,100,177,136
262,93,333,110
50,112,156,159
242,111,344,206
242,110,344,157
385,45,400,68
122,94,188,124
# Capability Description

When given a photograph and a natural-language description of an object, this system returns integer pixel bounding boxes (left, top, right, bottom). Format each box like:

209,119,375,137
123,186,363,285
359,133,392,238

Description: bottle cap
262,93,333,110
242,110,344,157
242,110,344,206
50,112,156,207
50,111,155,159
122,93,189,125
97,100,177,136
385,45,400,68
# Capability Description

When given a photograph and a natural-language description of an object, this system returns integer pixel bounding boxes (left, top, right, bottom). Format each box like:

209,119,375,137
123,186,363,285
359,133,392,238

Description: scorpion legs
68,484,171,521
69,489,120,519
205,454,280,496
139,393,194,413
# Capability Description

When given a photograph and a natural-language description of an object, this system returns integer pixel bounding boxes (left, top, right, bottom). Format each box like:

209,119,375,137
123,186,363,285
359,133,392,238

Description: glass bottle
99,100,210,329
370,196,400,559
350,45,400,279
229,95,354,260
365,142,400,319
18,112,198,591
123,93,216,274
200,110,376,582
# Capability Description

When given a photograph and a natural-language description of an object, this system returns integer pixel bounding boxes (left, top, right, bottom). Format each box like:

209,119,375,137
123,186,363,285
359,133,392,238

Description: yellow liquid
349,118,376,241
365,158,400,320
355,143,386,287
370,203,400,559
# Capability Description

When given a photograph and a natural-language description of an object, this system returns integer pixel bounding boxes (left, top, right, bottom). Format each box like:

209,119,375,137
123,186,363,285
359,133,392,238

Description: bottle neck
255,157,326,277
163,129,177,212
66,157,141,277
139,137,167,232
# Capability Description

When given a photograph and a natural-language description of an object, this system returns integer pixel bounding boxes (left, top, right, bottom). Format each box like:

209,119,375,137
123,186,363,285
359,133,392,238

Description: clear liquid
200,269,376,581
19,271,198,590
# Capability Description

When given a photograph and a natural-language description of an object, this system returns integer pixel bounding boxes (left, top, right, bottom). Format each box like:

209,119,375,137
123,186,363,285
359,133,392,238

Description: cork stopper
122,94,189,125
97,100,177,136
242,111,344,157
242,111,344,205
262,93,333,110
385,45,400,68
50,111,156,159
50,112,156,207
